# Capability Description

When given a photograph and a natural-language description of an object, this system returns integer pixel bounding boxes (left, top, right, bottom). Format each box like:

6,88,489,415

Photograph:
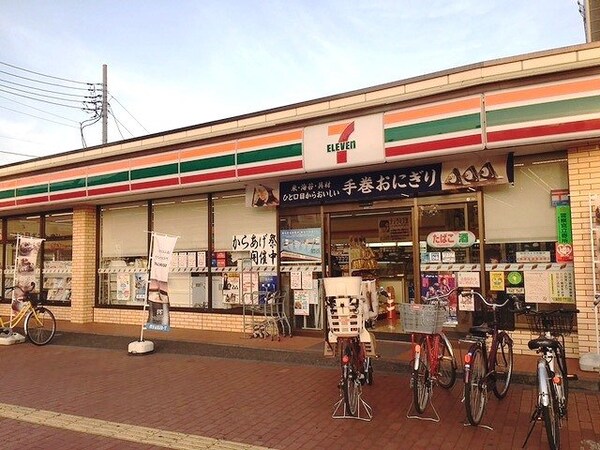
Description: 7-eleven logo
327,121,356,164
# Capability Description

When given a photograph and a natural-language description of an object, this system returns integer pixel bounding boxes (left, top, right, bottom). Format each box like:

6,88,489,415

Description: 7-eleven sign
303,113,385,171
327,121,355,164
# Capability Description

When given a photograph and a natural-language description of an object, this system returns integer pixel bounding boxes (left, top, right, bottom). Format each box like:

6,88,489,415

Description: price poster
290,271,302,289
294,290,310,315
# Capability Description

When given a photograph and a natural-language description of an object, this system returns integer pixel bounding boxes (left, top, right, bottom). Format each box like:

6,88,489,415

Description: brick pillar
71,205,97,323
568,145,600,356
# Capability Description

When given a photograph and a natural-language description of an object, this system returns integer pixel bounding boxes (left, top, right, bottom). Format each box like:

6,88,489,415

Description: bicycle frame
0,302,33,329
464,325,513,387
413,331,455,375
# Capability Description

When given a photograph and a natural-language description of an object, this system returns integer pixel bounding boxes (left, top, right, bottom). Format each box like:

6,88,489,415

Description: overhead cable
109,93,149,133
0,94,80,123
0,104,78,128
0,60,93,85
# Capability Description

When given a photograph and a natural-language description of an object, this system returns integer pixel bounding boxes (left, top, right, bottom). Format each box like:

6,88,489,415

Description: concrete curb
52,331,600,392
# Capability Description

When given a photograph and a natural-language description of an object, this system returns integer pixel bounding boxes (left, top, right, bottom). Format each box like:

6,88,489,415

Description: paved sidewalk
52,320,600,392
0,343,599,449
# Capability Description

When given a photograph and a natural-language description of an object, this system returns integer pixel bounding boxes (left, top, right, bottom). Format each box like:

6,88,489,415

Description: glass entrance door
328,209,415,335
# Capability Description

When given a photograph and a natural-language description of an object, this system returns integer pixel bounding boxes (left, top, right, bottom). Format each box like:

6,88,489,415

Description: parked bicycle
519,305,578,450
325,293,375,419
399,288,458,419
461,290,514,426
1,284,57,345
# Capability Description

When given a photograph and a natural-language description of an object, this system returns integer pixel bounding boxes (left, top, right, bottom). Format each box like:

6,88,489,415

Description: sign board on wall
280,163,441,206
303,114,384,172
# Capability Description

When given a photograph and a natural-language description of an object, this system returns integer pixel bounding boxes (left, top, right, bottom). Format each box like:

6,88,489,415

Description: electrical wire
108,107,134,139
108,93,149,133
0,94,80,123
0,87,97,111
0,60,93,86
0,82,98,104
0,105,78,128
0,76,96,98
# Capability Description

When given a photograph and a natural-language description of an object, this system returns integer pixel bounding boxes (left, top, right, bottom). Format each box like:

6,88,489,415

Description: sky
0,1,588,166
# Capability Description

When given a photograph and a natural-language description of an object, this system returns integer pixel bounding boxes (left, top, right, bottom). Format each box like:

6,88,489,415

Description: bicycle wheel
554,346,569,418
436,335,457,389
341,346,360,415
24,306,56,346
412,340,431,414
464,345,487,426
541,375,561,450
492,334,513,399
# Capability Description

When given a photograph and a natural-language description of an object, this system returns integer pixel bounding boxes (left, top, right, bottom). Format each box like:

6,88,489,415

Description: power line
0,87,96,111
0,76,95,98
0,82,98,104
0,146,39,157
0,68,97,92
108,93,149,133
108,107,134,139
0,60,93,86
0,94,80,123
0,104,78,128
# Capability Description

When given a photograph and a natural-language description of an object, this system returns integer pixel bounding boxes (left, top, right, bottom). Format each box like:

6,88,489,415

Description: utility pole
102,64,108,144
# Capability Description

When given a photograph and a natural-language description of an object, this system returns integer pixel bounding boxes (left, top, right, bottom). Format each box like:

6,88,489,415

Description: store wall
70,206,96,323
568,144,600,356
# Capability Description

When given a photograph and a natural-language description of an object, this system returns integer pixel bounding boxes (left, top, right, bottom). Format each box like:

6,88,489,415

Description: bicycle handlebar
461,289,511,309
422,287,458,305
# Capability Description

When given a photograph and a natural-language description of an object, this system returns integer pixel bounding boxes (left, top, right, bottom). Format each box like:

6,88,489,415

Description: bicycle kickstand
522,406,541,448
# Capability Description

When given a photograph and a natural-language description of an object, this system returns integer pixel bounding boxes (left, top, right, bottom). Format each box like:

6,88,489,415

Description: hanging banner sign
280,163,441,206
232,233,278,266
12,236,44,313
146,233,179,332
556,205,572,244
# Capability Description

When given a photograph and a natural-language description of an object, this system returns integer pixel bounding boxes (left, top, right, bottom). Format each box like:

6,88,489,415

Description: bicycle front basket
399,303,446,334
525,310,577,337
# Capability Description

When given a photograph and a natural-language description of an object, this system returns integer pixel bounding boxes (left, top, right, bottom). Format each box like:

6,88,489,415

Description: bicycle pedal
566,374,578,381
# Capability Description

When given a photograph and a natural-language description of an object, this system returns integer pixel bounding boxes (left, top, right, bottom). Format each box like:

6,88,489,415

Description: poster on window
223,272,240,304
280,228,322,263
294,291,310,316
420,272,457,325
134,273,148,301
117,273,131,302
12,236,43,314
378,216,412,241
146,233,178,332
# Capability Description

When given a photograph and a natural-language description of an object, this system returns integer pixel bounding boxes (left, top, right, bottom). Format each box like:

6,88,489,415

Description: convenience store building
1,42,600,359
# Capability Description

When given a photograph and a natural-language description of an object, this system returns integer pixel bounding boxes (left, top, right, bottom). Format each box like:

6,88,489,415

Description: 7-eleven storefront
1,43,600,363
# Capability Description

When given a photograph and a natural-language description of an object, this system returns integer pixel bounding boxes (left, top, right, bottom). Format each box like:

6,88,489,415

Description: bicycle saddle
528,337,560,351
469,324,492,337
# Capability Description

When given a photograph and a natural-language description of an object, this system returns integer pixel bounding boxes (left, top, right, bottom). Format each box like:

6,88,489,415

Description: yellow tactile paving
0,402,272,450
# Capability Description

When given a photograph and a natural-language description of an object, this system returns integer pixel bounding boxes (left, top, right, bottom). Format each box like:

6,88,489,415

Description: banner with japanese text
280,163,441,206
146,233,178,332
12,236,44,314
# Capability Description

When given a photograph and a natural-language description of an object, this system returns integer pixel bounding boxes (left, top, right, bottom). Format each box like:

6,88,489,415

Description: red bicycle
400,289,458,419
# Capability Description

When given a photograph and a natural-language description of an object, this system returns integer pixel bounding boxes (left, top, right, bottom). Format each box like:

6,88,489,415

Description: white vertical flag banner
145,233,178,331
12,236,44,316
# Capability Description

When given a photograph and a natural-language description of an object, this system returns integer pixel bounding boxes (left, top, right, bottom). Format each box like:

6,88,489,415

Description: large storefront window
43,212,73,303
1,212,73,304
212,191,277,309
483,152,575,319
280,211,322,330
98,202,149,305
153,196,209,308
418,197,480,331
4,215,41,298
